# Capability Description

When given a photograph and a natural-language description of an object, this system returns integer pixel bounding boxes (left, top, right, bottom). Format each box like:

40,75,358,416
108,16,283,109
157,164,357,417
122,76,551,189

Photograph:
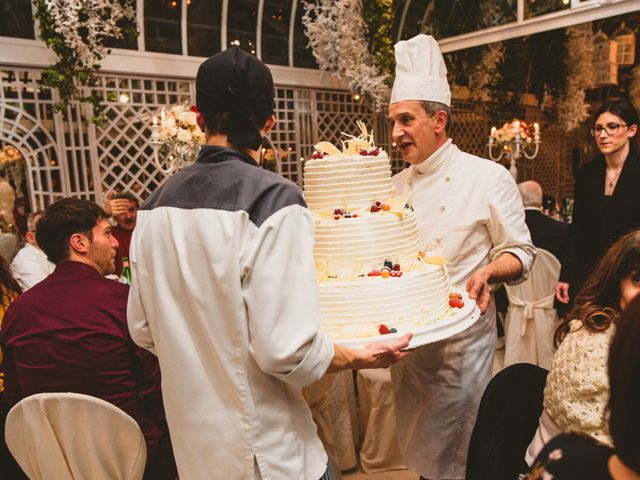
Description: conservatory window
144,0,183,54
187,0,222,57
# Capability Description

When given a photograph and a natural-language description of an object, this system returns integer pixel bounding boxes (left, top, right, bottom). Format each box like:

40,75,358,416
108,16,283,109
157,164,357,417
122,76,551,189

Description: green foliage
362,0,395,85
32,0,137,124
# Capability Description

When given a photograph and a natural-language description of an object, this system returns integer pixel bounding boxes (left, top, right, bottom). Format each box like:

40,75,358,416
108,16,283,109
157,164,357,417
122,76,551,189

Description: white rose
178,111,198,126
177,129,192,143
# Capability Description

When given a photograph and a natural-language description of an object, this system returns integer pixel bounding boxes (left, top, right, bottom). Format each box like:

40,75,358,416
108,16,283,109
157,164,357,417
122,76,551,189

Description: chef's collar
411,139,453,176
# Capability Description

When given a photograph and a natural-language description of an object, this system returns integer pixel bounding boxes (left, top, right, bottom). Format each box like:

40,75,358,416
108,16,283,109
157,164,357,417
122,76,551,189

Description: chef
388,34,536,479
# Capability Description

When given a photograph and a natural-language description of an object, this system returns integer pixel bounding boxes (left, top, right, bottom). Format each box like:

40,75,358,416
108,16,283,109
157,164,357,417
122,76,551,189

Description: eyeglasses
590,123,628,136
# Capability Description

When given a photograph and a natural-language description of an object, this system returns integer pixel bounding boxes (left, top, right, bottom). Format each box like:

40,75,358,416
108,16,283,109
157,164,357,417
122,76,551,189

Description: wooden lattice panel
0,69,66,210
93,75,193,203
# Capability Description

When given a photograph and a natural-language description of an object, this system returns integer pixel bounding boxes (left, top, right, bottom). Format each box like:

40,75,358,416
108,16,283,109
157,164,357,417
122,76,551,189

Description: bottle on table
120,256,132,285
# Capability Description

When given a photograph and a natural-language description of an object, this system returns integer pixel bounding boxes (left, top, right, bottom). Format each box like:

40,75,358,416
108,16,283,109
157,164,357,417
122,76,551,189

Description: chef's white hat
390,34,451,107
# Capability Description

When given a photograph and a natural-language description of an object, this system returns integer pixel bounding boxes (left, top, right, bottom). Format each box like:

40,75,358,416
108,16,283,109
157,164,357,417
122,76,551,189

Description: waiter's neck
206,134,261,163
604,142,630,170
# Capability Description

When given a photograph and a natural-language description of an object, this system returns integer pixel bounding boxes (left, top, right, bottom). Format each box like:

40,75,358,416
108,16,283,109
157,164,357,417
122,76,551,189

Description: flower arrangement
33,0,138,123
491,119,536,150
151,104,206,164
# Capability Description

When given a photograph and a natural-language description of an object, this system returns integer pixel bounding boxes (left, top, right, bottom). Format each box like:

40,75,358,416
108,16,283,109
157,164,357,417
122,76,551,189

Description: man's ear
69,232,90,255
434,110,448,134
196,111,207,133
263,115,276,134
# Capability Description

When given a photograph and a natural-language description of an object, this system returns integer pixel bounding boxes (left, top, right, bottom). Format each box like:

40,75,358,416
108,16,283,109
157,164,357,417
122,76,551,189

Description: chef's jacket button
446,176,450,182
440,205,445,211
436,234,443,242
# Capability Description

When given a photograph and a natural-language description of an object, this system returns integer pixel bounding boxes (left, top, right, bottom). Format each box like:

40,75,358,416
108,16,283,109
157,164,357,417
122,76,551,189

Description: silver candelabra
487,120,541,180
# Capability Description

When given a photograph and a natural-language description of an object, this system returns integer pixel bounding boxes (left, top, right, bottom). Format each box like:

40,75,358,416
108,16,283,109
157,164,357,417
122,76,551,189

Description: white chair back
5,392,146,480
504,248,561,370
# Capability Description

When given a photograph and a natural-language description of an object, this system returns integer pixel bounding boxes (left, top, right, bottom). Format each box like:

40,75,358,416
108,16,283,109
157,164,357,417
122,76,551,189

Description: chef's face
388,100,447,165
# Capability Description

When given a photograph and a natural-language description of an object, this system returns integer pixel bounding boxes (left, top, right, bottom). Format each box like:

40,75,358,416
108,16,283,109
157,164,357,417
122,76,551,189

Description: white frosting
303,153,394,210
303,145,452,340
314,209,421,274
318,265,450,338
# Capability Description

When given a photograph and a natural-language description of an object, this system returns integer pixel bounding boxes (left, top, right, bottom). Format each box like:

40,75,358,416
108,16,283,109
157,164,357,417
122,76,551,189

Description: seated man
104,192,139,276
0,198,176,479
10,211,55,290
518,181,569,262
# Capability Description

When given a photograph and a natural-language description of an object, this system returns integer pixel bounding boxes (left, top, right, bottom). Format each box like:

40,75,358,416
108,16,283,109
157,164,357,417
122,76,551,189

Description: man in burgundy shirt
105,192,138,276
0,198,175,479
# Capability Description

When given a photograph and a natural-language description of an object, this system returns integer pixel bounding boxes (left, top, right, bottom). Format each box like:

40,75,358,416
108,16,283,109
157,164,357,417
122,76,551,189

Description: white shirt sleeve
10,244,55,291
242,204,334,388
487,167,536,285
126,231,157,355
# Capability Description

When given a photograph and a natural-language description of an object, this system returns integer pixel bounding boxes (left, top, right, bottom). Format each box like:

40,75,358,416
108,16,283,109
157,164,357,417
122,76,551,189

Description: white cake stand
332,289,482,350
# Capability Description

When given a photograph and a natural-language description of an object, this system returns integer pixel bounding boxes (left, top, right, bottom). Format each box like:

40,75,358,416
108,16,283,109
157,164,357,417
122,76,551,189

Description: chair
466,363,548,480
356,368,406,473
504,248,560,370
5,392,147,480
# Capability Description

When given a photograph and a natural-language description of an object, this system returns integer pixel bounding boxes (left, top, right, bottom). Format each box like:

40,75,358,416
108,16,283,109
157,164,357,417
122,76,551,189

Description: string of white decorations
555,24,594,132
302,0,391,111
43,0,135,71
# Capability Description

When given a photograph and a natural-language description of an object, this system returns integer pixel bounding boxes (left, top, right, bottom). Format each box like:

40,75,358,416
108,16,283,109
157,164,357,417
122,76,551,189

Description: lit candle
150,116,160,142
161,107,166,122
514,120,520,130
490,126,496,137
533,122,540,134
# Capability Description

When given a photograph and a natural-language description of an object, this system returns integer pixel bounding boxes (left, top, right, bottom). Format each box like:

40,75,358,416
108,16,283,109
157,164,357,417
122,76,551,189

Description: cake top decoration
313,120,379,157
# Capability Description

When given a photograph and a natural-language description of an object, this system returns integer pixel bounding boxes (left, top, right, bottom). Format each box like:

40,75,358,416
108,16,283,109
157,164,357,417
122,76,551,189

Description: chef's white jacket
391,139,535,479
127,146,334,480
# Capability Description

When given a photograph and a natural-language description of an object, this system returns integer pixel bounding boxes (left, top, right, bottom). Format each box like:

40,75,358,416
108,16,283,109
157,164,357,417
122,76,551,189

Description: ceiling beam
439,0,640,53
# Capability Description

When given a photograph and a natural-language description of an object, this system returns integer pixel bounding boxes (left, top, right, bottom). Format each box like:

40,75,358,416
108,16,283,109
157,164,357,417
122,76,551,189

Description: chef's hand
327,333,412,373
466,268,491,314
555,281,570,304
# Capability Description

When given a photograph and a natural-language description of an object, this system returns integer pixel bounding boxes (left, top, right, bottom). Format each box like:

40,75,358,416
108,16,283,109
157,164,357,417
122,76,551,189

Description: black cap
196,46,275,151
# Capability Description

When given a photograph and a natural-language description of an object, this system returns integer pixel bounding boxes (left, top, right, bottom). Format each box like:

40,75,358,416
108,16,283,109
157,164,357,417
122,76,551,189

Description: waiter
387,34,536,479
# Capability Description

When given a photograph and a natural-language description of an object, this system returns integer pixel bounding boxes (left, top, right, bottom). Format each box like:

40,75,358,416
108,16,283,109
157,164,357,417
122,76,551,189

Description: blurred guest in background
0,255,23,478
527,229,640,465
10,211,55,291
518,181,569,263
556,99,640,306
524,294,640,479
104,191,139,276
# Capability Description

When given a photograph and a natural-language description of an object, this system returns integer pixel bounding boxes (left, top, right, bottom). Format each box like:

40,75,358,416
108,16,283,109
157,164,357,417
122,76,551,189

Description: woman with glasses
555,98,639,307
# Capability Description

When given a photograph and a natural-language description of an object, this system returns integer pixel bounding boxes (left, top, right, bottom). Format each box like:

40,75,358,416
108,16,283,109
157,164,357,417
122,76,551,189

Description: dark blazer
524,209,569,262
560,149,640,289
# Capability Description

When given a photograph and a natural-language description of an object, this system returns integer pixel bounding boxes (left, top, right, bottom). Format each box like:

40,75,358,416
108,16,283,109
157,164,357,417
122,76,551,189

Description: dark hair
0,255,22,306
593,98,639,150
555,229,640,346
201,110,272,138
419,100,452,133
111,192,139,207
608,295,640,473
36,198,106,264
